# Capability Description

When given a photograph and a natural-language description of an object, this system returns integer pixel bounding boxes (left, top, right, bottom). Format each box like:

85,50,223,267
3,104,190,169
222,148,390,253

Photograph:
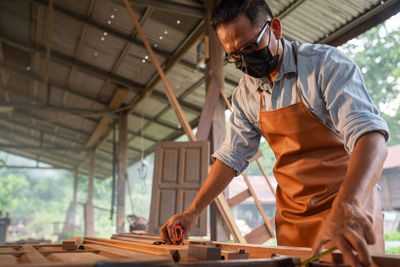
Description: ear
270,18,282,40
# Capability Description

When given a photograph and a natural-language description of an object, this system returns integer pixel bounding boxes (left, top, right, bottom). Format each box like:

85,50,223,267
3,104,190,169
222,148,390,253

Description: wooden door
149,141,209,236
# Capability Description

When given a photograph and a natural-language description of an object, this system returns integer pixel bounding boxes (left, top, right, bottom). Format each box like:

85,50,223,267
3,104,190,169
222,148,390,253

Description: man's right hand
159,211,198,244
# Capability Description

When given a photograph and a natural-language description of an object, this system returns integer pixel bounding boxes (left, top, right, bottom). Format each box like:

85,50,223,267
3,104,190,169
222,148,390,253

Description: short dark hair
211,0,274,30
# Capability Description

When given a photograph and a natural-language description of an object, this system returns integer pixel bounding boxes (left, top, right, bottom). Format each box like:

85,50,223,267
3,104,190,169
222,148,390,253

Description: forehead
216,14,260,53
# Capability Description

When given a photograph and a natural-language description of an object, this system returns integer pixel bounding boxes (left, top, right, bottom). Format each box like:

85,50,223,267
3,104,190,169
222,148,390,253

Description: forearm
186,159,236,216
337,131,388,206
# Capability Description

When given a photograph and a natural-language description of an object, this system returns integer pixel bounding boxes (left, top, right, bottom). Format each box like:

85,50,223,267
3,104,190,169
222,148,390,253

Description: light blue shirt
213,38,389,176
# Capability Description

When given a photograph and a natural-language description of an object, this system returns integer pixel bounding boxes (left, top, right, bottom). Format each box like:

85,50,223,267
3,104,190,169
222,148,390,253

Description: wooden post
70,169,78,235
202,0,230,242
59,169,79,239
117,111,128,233
196,0,224,141
85,151,95,237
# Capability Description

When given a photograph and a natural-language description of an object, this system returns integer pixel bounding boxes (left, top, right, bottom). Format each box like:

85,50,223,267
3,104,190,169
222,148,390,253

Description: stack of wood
0,234,399,266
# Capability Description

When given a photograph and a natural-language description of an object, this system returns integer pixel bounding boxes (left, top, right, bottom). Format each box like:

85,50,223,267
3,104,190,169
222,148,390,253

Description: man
160,1,389,266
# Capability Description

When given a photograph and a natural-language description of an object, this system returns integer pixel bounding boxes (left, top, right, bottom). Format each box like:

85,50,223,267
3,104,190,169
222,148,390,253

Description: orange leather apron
259,45,384,251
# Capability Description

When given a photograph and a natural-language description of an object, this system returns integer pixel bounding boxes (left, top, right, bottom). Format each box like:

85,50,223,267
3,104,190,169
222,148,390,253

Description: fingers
182,233,189,245
312,232,328,257
344,229,371,267
167,219,178,244
335,235,361,267
159,222,172,244
363,219,376,245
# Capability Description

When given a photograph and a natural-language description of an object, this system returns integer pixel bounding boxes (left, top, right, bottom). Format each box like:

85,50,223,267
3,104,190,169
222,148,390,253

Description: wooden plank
19,245,49,264
111,236,155,245
242,173,275,239
0,255,18,265
83,237,187,261
0,247,18,253
215,194,246,244
215,242,316,262
62,237,83,250
112,233,159,241
46,252,108,263
227,189,251,208
221,249,249,260
244,224,270,244
82,243,173,263
187,245,221,261
85,89,128,148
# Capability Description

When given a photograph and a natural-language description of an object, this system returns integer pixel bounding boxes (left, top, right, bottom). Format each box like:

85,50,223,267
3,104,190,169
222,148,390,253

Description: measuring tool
173,225,183,245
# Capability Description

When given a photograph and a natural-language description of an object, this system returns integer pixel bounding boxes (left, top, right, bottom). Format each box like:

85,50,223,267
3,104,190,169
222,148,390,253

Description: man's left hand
312,198,375,267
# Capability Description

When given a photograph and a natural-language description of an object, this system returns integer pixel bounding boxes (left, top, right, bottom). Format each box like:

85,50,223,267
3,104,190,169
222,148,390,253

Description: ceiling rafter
110,6,153,77
0,36,203,113
1,60,181,131
63,0,97,134
124,0,204,18
0,124,115,176
1,147,110,178
29,0,172,58
6,112,141,155
0,101,110,115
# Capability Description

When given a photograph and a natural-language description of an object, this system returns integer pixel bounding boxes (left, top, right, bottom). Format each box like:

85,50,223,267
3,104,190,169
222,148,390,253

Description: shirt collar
252,38,298,92
275,38,297,81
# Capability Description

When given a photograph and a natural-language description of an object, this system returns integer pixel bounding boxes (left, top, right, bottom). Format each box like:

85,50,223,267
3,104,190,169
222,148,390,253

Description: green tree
339,23,400,146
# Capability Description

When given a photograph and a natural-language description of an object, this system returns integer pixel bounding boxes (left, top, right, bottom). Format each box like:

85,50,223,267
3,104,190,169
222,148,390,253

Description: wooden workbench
0,233,399,266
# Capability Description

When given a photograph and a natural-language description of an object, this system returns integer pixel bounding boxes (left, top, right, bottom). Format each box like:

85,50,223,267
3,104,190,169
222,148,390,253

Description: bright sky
375,12,400,116
385,13,400,31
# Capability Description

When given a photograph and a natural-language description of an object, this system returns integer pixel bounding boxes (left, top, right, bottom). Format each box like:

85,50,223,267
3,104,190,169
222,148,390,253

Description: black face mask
235,40,280,78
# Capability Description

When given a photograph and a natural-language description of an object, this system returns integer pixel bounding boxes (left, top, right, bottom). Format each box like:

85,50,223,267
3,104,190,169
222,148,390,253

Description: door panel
149,141,209,236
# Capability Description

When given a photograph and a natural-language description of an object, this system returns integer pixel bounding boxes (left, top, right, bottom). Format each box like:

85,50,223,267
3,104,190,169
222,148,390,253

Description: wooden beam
84,150,96,237
242,173,274,241
20,245,49,264
85,88,128,148
117,111,128,233
123,0,196,141
255,159,276,197
215,194,247,244
227,189,251,208
62,236,83,250
43,0,54,104
0,102,110,114
196,2,225,141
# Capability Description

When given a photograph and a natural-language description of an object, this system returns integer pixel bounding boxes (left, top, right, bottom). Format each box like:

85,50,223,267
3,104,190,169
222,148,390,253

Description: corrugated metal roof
0,0,398,178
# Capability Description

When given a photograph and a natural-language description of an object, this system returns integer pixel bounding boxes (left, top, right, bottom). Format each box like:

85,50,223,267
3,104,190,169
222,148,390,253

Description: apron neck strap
259,90,264,113
291,44,301,103
259,42,301,112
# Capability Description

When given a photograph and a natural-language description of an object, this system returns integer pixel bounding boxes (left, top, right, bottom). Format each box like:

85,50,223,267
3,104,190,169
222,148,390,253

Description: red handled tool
173,225,183,245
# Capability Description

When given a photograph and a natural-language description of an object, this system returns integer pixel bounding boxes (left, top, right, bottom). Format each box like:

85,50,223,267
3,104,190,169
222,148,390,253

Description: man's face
216,14,280,63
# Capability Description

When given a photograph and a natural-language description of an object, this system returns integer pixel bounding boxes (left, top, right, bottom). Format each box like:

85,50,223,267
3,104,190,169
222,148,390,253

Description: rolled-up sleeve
319,48,389,153
212,83,261,176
